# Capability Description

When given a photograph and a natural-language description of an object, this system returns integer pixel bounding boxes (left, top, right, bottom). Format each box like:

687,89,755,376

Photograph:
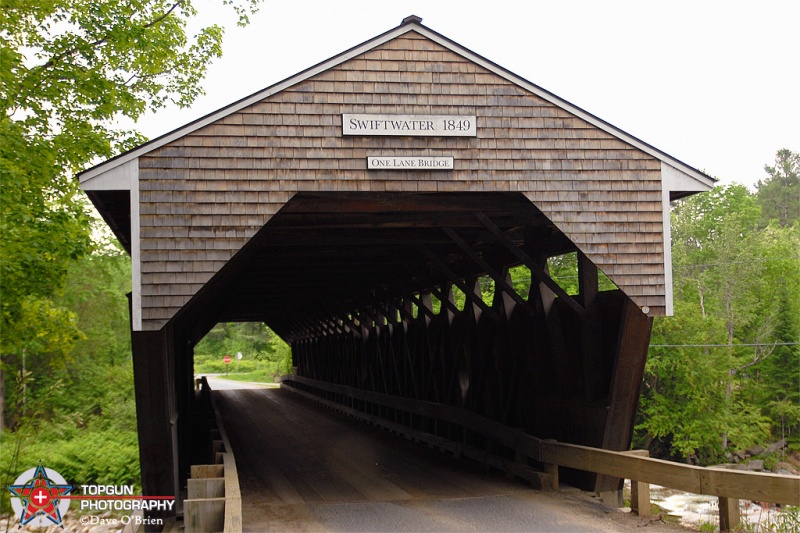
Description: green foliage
0,248,139,516
697,522,716,533
195,354,261,374
219,368,278,383
739,505,800,533
1,0,263,433
0,118,93,357
547,251,618,295
548,252,580,295
637,159,800,464
195,322,292,380
757,149,800,228
1,0,261,170
0,0,264,517
1,425,140,487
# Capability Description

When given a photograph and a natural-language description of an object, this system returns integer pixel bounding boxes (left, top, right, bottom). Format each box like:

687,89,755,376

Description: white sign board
343,114,476,137
367,156,454,170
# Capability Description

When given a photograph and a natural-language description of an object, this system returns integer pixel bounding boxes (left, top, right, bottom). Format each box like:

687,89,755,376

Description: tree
756,149,799,227
0,120,91,431
194,322,292,379
0,0,262,431
637,183,799,463
1,0,260,169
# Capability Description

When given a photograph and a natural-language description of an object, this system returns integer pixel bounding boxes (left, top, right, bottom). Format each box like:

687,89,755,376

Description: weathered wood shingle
136,31,667,330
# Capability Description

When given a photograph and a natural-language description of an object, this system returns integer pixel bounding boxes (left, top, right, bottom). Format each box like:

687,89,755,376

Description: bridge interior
178,191,574,341
164,191,653,500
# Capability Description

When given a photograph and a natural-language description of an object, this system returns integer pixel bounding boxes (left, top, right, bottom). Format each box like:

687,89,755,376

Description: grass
215,368,275,383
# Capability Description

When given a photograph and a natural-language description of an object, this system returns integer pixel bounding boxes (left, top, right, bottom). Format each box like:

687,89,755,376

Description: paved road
201,374,278,390
213,387,684,532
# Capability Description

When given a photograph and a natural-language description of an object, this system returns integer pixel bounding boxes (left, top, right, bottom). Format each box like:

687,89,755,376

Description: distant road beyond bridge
212,381,682,532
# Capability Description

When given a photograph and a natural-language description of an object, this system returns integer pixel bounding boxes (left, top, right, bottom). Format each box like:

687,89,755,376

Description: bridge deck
213,386,680,532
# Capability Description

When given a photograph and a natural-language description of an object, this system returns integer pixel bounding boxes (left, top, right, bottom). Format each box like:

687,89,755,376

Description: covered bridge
79,16,713,509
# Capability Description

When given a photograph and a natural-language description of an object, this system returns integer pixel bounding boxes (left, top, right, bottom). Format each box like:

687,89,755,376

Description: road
212,385,685,532
201,374,277,390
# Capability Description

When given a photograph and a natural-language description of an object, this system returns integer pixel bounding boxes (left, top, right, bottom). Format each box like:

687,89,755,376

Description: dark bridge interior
183,192,574,341
160,191,652,499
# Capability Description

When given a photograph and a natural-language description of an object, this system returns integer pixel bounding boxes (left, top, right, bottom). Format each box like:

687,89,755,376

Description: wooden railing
184,378,242,533
281,375,800,532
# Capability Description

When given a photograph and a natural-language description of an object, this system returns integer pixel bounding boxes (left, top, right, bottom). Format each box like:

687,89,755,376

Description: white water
644,483,786,530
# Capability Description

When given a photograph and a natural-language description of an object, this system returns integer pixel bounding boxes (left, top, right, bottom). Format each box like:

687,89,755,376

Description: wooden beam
577,251,598,309
407,293,437,321
595,296,653,493
416,244,499,320
131,329,178,507
475,212,586,316
443,227,533,317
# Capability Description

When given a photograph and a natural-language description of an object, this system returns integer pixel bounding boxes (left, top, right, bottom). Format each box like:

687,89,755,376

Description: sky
131,0,800,189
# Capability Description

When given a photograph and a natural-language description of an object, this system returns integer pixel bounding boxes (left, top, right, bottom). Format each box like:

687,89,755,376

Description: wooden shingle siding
137,31,666,330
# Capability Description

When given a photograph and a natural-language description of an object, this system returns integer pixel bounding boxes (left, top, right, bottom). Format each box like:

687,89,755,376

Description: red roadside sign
223,355,231,364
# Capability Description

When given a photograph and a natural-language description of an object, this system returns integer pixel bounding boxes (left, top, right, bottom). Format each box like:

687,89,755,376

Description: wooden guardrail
281,375,800,532
184,378,242,533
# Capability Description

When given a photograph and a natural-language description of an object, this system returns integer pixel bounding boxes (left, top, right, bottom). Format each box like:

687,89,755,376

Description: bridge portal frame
79,15,714,513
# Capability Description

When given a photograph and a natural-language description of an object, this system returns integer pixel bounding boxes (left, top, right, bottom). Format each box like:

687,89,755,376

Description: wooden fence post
623,450,651,517
543,463,559,491
719,497,739,532
631,480,650,517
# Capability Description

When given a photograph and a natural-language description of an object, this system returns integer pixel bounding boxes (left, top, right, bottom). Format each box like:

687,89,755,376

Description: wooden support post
542,439,560,491
719,497,740,532
599,490,624,508
188,477,225,499
595,297,653,494
623,450,651,517
131,329,178,511
543,463,559,491
577,251,598,310
631,480,651,517
184,498,225,533
578,251,604,403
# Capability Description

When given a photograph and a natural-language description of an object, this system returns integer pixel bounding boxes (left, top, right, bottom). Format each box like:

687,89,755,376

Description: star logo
8,464,73,528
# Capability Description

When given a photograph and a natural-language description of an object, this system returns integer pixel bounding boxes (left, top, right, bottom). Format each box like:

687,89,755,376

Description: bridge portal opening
160,191,651,493
193,322,291,383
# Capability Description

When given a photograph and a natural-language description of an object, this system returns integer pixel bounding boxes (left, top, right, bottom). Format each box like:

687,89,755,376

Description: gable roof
79,15,714,189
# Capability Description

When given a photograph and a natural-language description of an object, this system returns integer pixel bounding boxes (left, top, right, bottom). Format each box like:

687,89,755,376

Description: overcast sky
132,0,800,189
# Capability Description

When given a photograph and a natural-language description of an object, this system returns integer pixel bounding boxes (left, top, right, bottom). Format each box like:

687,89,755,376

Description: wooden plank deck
213,387,683,532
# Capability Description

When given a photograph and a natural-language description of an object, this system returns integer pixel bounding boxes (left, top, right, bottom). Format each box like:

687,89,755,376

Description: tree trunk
697,281,706,319
722,285,734,452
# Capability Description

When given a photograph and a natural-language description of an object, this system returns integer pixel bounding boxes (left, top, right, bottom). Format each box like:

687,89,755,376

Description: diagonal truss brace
475,212,586,317
443,227,534,318
416,243,500,322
